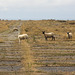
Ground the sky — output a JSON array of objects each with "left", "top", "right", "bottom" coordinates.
[{"left": 0, "top": 0, "right": 75, "bottom": 20}]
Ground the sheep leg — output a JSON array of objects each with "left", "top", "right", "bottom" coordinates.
[
  {"left": 52, "top": 36, "right": 53, "bottom": 40},
  {"left": 45, "top": 37, "right": 47, "bottom": 40},
  {"left": 52, "top": 36, "right": 55, "bottom": 40},
  {"left": 54, "top": 37, "right": 55, "bottom": 40},
  {"left": 19, "top": 38, "right": 21, "bottom": 43},
  {"left": 68, "top": 36, "right": 70, "bottom": 39},
  {"left": 68, "top": 35, "right": 71, "bottom": 39},
  {"left": 70, "top": 36, "right": 72, "bottom": 39},
  {"left": 53, "top": 37, "right": 55, "bottom": 40}
]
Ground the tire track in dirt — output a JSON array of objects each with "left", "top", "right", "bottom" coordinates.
[
  {"left": 32, "top": 41, "right": 75, "bottom": 73},
  {"left": 0, "top": 22, "right": 24, "bottom": 72}
]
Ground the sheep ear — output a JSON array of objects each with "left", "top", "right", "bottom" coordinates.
[
  {"left": 42, "top": 31, "right": 44, "bottom": 33},
  {"left": 67, "top": 32, "right": 69, "bottom": 34},
  {"left": 42, "top": 31, "right": 45, "bottom": 34}
]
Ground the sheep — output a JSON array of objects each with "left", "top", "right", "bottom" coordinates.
[
  {"left": 67, "top": 32, "right": 72, "bottom": 39},
  {"left": 42, "top": 31, "right": 55, "bottom": 40},
  {"left": 18, "top": 34, "right": 28, "bottom": 43}
]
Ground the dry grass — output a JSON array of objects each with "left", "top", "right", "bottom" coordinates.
[
  {"left": 0, "top": 38, "right": 5, "bottom": 43},
  {"left": 19, "top": 25, "right": 36, "bottom": 72},
  {"left": 19, "top": 20, "right": 75, "bottom": 74},
  {"left": 47, "top": 71, "right": 75, "bottom": 75},
  {"left": 21, "top": 40, "right": 33, "bottom": 71},
  {"left": 0, "top": 20, "right": 22, "bottom": 33},
  {"left": 0, "top": 20, "right": 75, "bottom": 74},
  {"left": 21, "top": 20, "right": 75, "bottom": 42}
]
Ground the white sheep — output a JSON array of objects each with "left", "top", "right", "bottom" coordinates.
[
  {"left": 67, "top": 32, "right": 72, "bottom": 39},
  {"left": 42, "top": 31, "right": 55, "bottom": 40},
  {"left": 18, "top": 34, "right": 28, "bottom": 43}
]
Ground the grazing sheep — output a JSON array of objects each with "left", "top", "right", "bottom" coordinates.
[
  {"left": 18, "top": 34, "right": 28, "bottom": 43},
  {"left": 13, "top": 28, "right": 18, "bottom": 31},
  {"left": 42, "top": 31, "right": 55, "bottom": 40},
  {"left": 67, "top": 32, "right": 72, "bottom": 39}
]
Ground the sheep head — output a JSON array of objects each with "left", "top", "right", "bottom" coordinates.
[
  {"left": 42, "top": 31, "right": 45, "bottom": 34},
  {"left": 67, "top": 32, "right": 69, "bottom": 34}
]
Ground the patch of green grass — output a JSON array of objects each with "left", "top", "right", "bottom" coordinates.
[
  {"left": 34, "top": 53, "right": 75, "bottom": 56},
  {"left": 34, "top": 62, "right": 75, "bottom": 67}
]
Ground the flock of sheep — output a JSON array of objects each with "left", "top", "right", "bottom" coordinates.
[
  {"left": 13, "top": 27, "right": 72, "bottom": 43},
  {"left": 18, "top": 32, "right": 72, "bottom": 43},
  {"left": 42, "top": 31, "right": 72, "bottom": 41}
]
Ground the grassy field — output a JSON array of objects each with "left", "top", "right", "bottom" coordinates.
[{"left": 0, "top": 19, "right": 75, "bottom": 75}]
